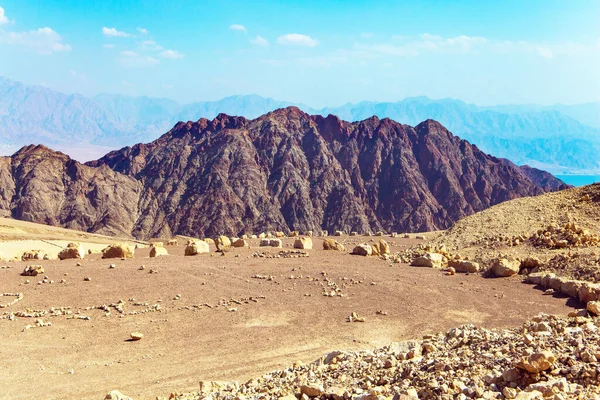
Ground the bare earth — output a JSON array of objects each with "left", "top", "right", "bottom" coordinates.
[{"left": 0, "top": 236, "right": 579, "bottom": 400}]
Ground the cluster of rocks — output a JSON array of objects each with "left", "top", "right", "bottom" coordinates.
[
  {"left": 529, "top": 223, "right": 600, "bottom": 249},
  {"left": 153, "top": 313, "right": 600, "bottom": 400},
  {"left": 253, "top": 250, "right": 309, "bottom": 259},
  {"left": 0, "top": 292, "right": 23, "bottom": 309},
  {"left": 471, "top": 234, "right": 528, "bottom": 249},
  {"left": 540, "top": 254, "right": 600, "bottom": 283},
  {"left": 351, "top": 240, "right": 391, "bottom": 257}
]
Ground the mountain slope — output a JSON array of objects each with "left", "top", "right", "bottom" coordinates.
[{"left": 86, "top": 108, "right": 565, "bottom": 238}]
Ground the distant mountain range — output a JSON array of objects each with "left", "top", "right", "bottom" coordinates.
[{"left": 1, "top": 76, "right": 599, "bottom": 173}]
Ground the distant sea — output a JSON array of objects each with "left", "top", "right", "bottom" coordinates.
[{"left": 555, "top": 175, "right": 600, "bottom": 187}]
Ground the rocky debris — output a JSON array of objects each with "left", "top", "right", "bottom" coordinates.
[
  {"left": 161, "top": 314, "right": 600, "bottom": 400},
  {"left": 526, "top": 272, "right": 600, "bottom": 304},
  {"left": 21, "top": 250, "right": 45, "bottom": 261},
  {"left": 0, "top": 292, "right": 23, "bottom": 308},
  {"left": 102, "top": 244, "right": 134, "bottom": 259},
  {"left": 530, "top": 222, "right": 600, "bottom": 249},
  {"left": 448, "top": 259, "right": 480, "bottom": 273},
  {"left": 58, "top": 243, "right": 85, "bottom": 260},
  {"left": 184, "top": 240, "right": 210, "bottom": 256},
  {"left": 130, "top": 332, "right": 143, "bottom": 341},
  {"left": 215, "top": 236, "right": 231, "bottom": 252},
  {"left": 231, "top": 238, "right": 248, "bottom": 248},
  {"left": 491, "top": 257, "right": 520, "bottom": 277},
  {"left": 323, "top": 239, "right": 345, "bottom": 252},
  {"left": 22, "top": 265, "right": 44, "bottom": 276},
  {"left": 351, "top": 244, "right": 372, "bottom": 256},
  {"left": 104, "top": 390, "right": 133, "bottom": 400},
  {"left": 411, "top": 253, "right": 445, "bottom": 269},
  {"left": 253, "top": 250, "right": 308, "bottom": 259},
  {"left": 166, "top": 239, "right": 178, "bottom": 246},
  {"left": 587, "top": 301, "right": 600, "bottom": 315},
  {"left": 347, "top": 312, "right": 366, "bottom": 322},
  {"left": 293, "top": 237, "right": 313, "bottom": 250},
  {"left": 149, "top": 243, "right": 168, "bottom": 257}
]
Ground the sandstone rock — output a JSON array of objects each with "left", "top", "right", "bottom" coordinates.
[
  {"left": 22, "top": 265, "right": 44, "bottom": 276},
  {"left": 21, "top": 250, "right": 43, "bottom": 261},
  {"left": 334, "top": 231, "right": 343, "bottom": 236},
  {"left": 269, "top": 238, "right": 282, "bottom": 248},
  {"left": 586, "top": 301, "right": 600, "bottom": 315},
  {"left": 204, "top": 238, "right": 215, "bottom": 244},
  {"left": 58, "top": 243, "right": 85, "bottom": 260},
  {"left": 515, "top": 350, "right": 555, "bottom": 373},
  {"left": 184, "top": 240, "right": 209, "bottom": 256},
  {"left": 130, "top": 332, "right": 143, "bottom": 341},
  {"left": 323, "top": 239, "right": 345, "bottom": 251},
  {"left": 166, "top": 239, "right": 178, "bottom": 246},
  {"left": 149, "top": 244, "right": 168, "bottom": 257},
  {"left": 293, "top": 237, "right": 313, "bottom": 250},
  {"left": 448, "top": 259, "right": 480, "bottom": 273},
  {"left": 352, "top": 244, "right": 372, "bottom": 256},
  {"left": 491, "top": 258, "right": 520, "bottom": 277},
  {"left": 371, "top": 239, "right": 390, "bottom": 256},
  {"left": 215, "top": 236, "right": 231, "bottom": 251},
  {"left": 300, "top": 384, "right": 323, "bottom": 397},
  {"left": 104, "top": 390, "right": 133, "bottom": 400},
  {"left": 102, "top": 244, "right": 134, "bottom": 259},
  {"left": 232, "top": 238, "right": 249, "bottom": 248},
  {"left": 514, "top": 391, "right": 543, "bottom": 400},
  {"left": 578, "top": 282, "right": 600, "bottom": 303},
  {"left": 275, "top": 231, "right": 285, "bottom": 238},
  {"left": 411, "top": 253, "right": 444, "bottom": 269}
]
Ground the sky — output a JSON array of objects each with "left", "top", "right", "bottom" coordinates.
[{"left": 0, "top": 0, "right": 599, "bottom": 108}]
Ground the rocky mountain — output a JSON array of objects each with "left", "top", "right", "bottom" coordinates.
[
  {"left": 0, "top": 145, "right": 140, "bottom": 237},
  {"left": 1, "top": 76, "right": 599, "bottom": 173},
  {"left": 76, "top": 107, "right": 563, "bottom": 239}
]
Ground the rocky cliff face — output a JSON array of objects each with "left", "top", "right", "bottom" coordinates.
[
  {"left": 0, "top": 145, "right": 141, "bottom": 237},
  {"left": 80, "top": 107, "right": 566, "bottom": 238}
]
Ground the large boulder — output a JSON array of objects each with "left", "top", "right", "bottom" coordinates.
[
  {"left": 58, "top": 243, "right": 85, "bottom": 260},
  {"left": 491, "top": 258, "right": 520, "bottom": 277},
  {"left": 294, "top": 237, "right": 313, "bottom": 250},
  {"left": 448, "top": 259, "right": 480, "bottom": 273},
  {"left": 21, "top": 250, "right": 43, "bottom": 261},
  {"left": 232, "top": 238, "right": 249, "bottom": 248},
  {"left": 102, "top": 244, "right": 134, "bottom": 259},
  {"left": 352, "top": 244, "right": 372, "bottom": 256},
  {"left": 215, "top": 236, "right": 231, "bottom": 251},
  {"left": 411, "top": 253, "right": 444, "bottom": 268},
  {"left": 149, "top": 244, "right": 168, "bottom": 257},
  {"left": 371, "top": 239, "right": 390, "bottom": 256},
  {"left": 515, "top": 351, "right": 555, "bottom": 373},
  {"left": 260, "top": 238, "right": 282, "bottom": 248},
  {"left": 323, "top": 239, "right": 345, "bottom": 251},
  {"left": 185, "top": 240, "right": 210, "bottom": 256}
]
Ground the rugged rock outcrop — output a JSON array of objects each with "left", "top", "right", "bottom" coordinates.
[
  {"left": 1, "top": 108, "right": 568, "bottom": 239},
  {"left": 519, "top": 165, "right": 571, "bottom": 191}
]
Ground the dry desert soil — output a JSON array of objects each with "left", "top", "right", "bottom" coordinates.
[{"left": 0, "top": 235, "right": 581, "bottom": 400}]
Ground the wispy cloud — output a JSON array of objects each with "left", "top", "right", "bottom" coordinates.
[
  {"left": 250, "top": 35, "right": 269, "bottom": 47},
  {"left": 119, "top": 50, "right": 159, "bottom": 67},
  {"left": 0, "top": 6, "right": 10, "bottom": 25},
  {"left": 276, "top": 33, "right": 319, "bottom": 47},
  {"left": 160, "top": 49, "right": 184, "bottom": 59},
  {"left": 102, "top": 27, "right": 133, "bottom": 38},
  {"left": 0, "top": 27, "right": 71, "bottom": 54},
  {"left": 137, "top": 27, "right": 148, "bottom": 35},
  {"left": 229, "top": 24, "right": 247, "bottom": 33}
]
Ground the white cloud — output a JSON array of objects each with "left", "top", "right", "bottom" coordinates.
[
  {"left": 536, "top": 46, "right": 553, "bottom": 59},
  {"left": 0, "top": 6, "right": 10, "bottom": 25},
  {"left": 137, "top": 27, "right": 148, "bottom": 35},
  {"left": 250, "top": 35, "right": 269, "bottom": 47},
  {"left": 102, "top": 27, "right": 133, "bottom": 37},
  {"left": 0, "top": 27, "right": 72, "bottom": 54},
  {"left": 276, "top": 33, "right": 319, "bottom": 47},
  {"left": 360, "top": 33, "right": 374, "bottom": 38},
  {"left": 230, "top": 24, "right": 247, "bottom": 33},
  {"left": 119, "top": 50, "right": 159, "bottom": 67},
  {"left": 141, "top": 39, "right": 163, "bottom": 51},
  {"left": 160, "top": 49, "right": 184, "bottom": 59},
  {"left": 103, "top": 43, "right": 115, "bottom": 48}
]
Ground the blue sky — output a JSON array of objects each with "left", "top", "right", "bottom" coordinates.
[{"left": 0, "top": 0, "right": 598, "bottom": 107}]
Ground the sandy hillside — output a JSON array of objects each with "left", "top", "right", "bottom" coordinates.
[{"left": 0, "top": 217, "right": 146, "bottom": 260}]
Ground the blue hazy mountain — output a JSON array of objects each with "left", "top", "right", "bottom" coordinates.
[{"left": 0, "top": 76, "right": 598, "bottom": 173}]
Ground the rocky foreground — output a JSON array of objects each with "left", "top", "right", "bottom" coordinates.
[{"left": 106, "top": 313, "right": 600, "bottom": 400}]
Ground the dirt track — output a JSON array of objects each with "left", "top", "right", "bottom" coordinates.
[{"left": 0, "top": 236, "right": 581, "bottom": 400}]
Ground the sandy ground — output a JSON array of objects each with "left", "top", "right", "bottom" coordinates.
[{"left": 0, "top": 236, "right": 581, "bottom": 400}]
